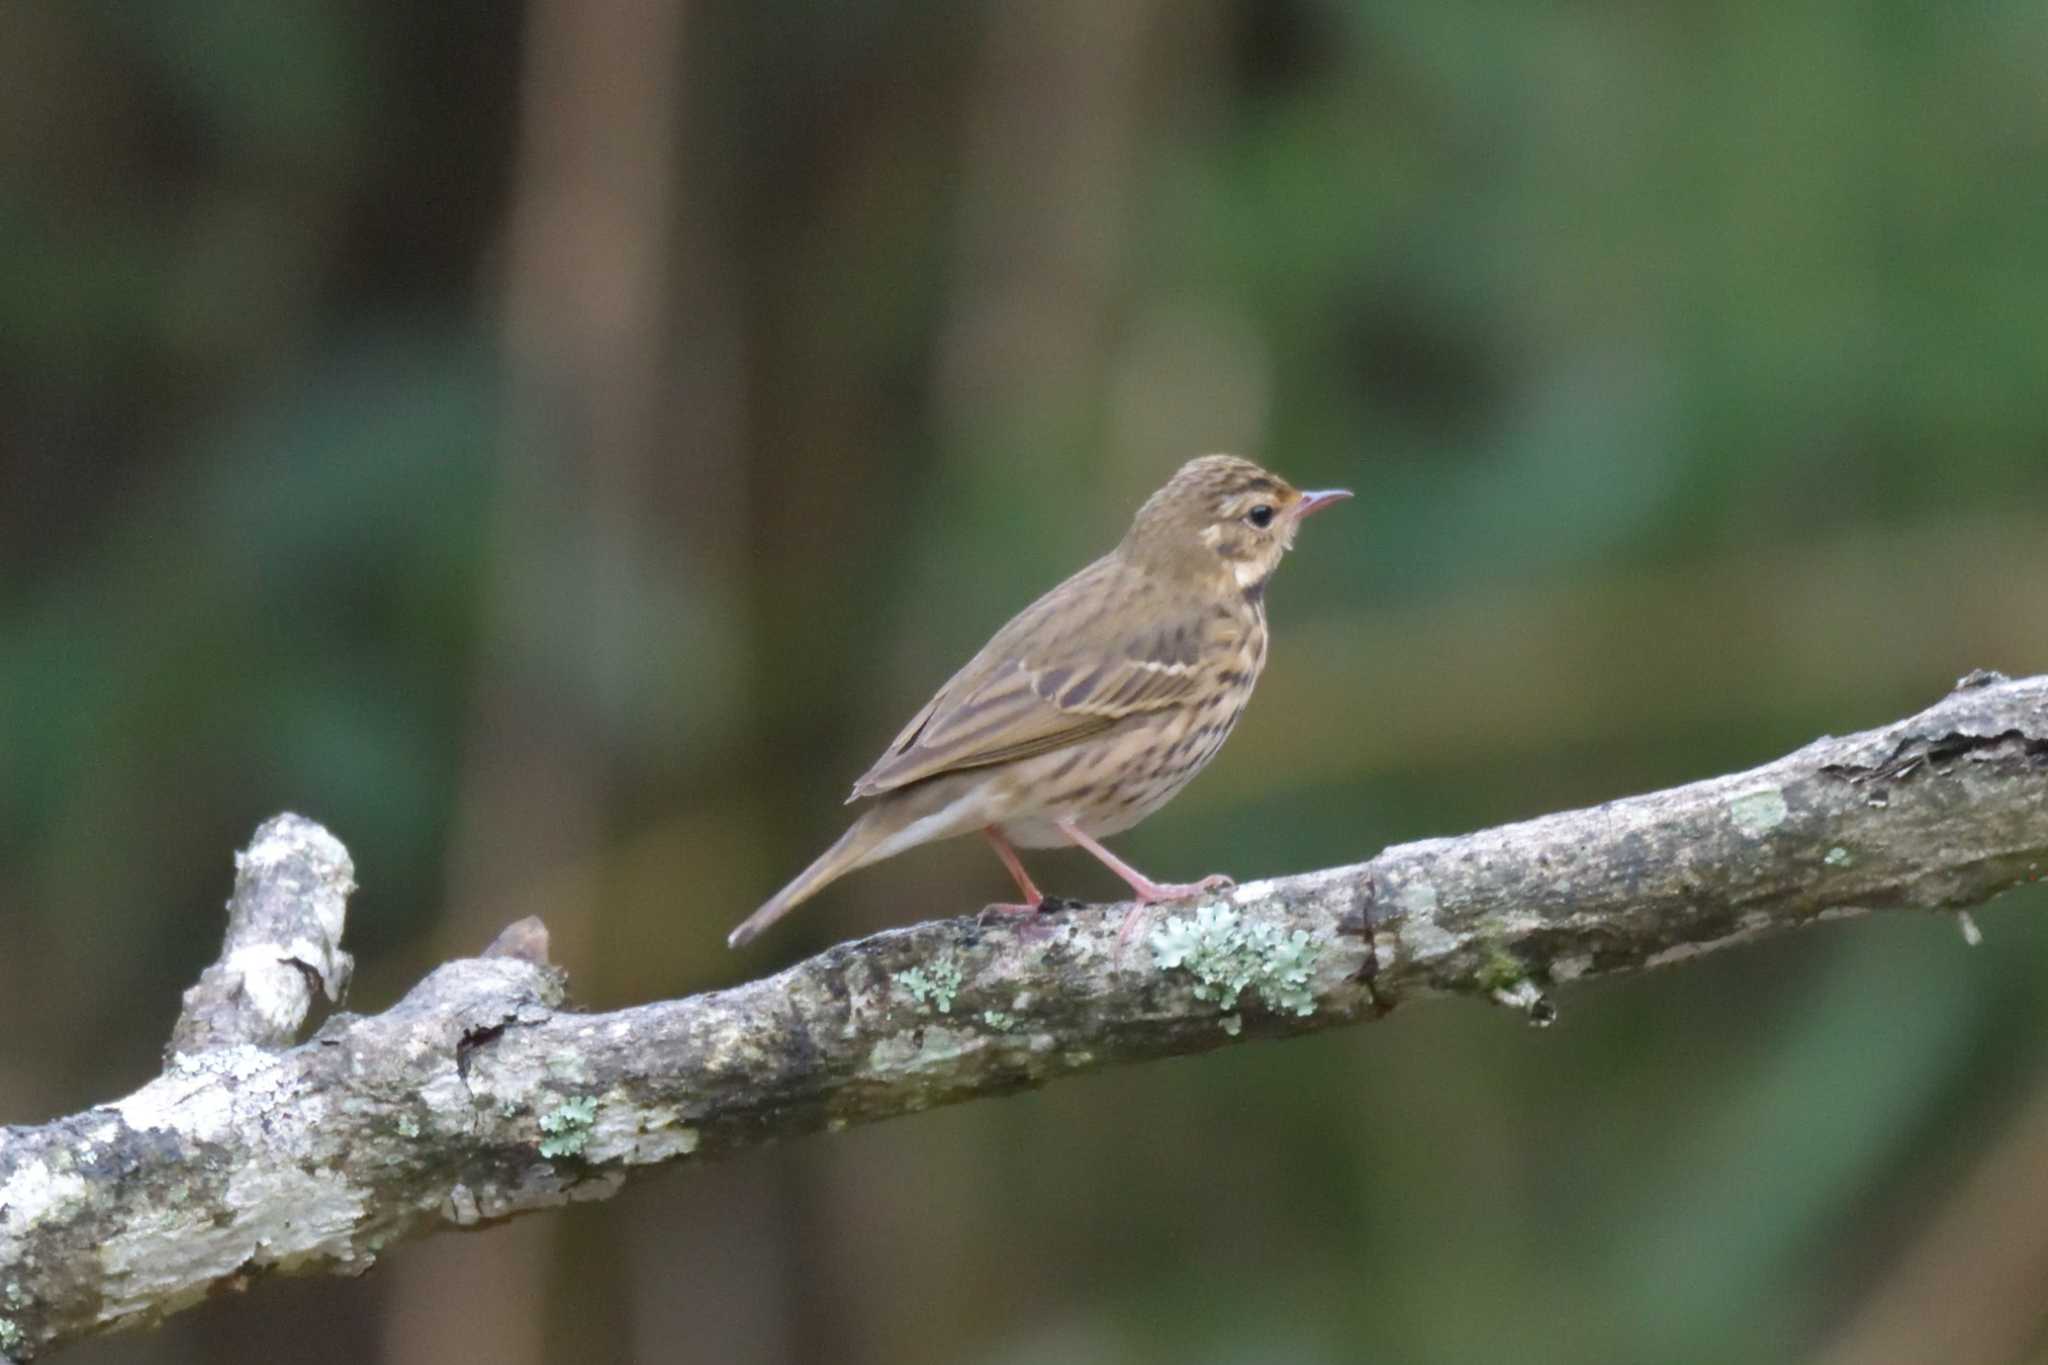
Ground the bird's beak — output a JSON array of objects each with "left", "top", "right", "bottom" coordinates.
[{"left": 1293, "top": 488, "right": 1353, "bottom": 520}]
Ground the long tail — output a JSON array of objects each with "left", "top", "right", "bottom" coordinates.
[{"left": 728, "top": 809, "right": 898, "bottom": 949}]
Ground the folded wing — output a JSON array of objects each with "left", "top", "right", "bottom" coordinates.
[{"left": 850, "top": 559, "right": 1204, "bottom": 800}]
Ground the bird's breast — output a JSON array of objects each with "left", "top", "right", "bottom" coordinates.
[{"left": 1001, "top": 655, "right": 1263, "bottom": 847}]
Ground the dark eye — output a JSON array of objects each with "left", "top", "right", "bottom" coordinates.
[{"left": 1245, "top": 504, "right": 1275, "bottom": 529}]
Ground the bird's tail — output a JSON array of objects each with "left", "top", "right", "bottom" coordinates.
[{"left": 727, "top": 809, "right": 897, "bottom": 949}]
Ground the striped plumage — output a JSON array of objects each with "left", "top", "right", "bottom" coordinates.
[{"left": 728, "top": 455, "right": 1350, "bottom": 948}]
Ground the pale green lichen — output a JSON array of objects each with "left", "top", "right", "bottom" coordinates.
[
  {"left": 980, "top": 1009, "right": 1015, "bottom": 1031},
  {"left": 394, "top": 1113, "right": 421, "bottom": 1139},
  {"left": 0, "top": 1316, "right": 22, "bottom": 1355},
  {"left": 870, "top": 1025, "right": 977, "bottom": 1071},
  {"left": 538, "top": 1096, "right": 599, "bottom": 1159},
  {"left": 894, "top": 955, "right": 964, "bottom": 1015},
  {"left": 1825, "top": 845, "right": 1852, "bottom": 867},
  {"left": 1729, "top": 786, "right": 1789, "bottom": 837},
  {"left": 1150, "top": 905, "right": 1323, "bottom": 1017},
  {"left": 1397, "top": 879, "right": 1440, "bottom": 916},
  {"left": 1220, "top": 1014, "right": 1243, "bottom": 1037}
]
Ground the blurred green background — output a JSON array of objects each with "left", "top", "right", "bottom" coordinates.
[{"left": 5, "top": 2, "right": 2047, "bottom": 1362}]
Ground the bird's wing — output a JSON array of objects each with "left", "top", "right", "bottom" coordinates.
[{"left": 849, "top": 559, "right": 1206, "bottom": 800}]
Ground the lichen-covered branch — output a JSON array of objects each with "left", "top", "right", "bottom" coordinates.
[
  {"left": 166, "top": 814, "right": 356, "bottom": 1056},
  {"left": 4, "top": 674, "right": 2047, "bottom": 1359}
]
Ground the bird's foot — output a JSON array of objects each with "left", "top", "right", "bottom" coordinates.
[
  {"left": 977, "top": 900, "right": 1041, "bottom": 925},
  {"left": 976, "top": 896, "right": 1075, "bottom": 927},
  {"left": 1131, "top": 872, "right": 1234, "bottom": 904},
  {"left": 1111, "top": 878, "right": 1231, "bottom": 966}
]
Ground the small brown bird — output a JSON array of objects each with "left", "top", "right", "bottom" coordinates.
[{"left": 728, "top": 454, "right": 1350, "bottom": 948}]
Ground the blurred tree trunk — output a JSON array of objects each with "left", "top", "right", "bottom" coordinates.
[
  {"left": 398, "top": 1, "right": 687, "bottom": 1362},
  {"left": 1817, "top": 1082, "right": 2048, "bottom": 1365}
]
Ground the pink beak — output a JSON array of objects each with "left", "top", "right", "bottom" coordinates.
[{"left": 1293, "top": 488, "right": 1353, "bottom": 520}]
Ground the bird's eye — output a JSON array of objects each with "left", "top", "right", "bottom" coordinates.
[{"left": 1245, "top": 504, "right": 1275, "bottom": 529}]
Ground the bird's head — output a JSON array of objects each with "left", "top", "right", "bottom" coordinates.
[{"left": 1122, "top": 454, "right": 1351, "bottom": 595}]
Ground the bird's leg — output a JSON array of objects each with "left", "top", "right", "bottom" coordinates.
[
  {"left": 1054, "top": 817, "right": 1233, "bottom": 960},
  {"left": 1054, "top": 818, "right": 1234, "bottom": 902},
  {"left": 978, "top": 827, "right": 1050, "bottom": 920}
]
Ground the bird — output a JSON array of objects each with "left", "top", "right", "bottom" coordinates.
[{"left": 727, "top": 454, "right": 1351, "bottom": 948}]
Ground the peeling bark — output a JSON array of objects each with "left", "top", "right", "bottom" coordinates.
[{"left": 3, "top": 674, "right": 2046, "bottom": 1359}]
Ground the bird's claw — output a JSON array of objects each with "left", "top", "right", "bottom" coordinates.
[
  {"left": 1136, "top": 874, "right": 1234, "bottom": 903},
  {"left": 977, "top": 901, "right": 1040, "bottom": 926},
  {"left": 977, "top": 896, "right": 1076, "bottom": 929}
]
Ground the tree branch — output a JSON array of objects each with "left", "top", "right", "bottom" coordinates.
[
  {"left": 4, "top": 674, "right": 2046, "bottom": 1359},
  {"left": 166, "top": 814, "right": 356, "bottom": 1056}
]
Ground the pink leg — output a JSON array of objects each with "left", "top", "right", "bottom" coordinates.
[
  {"left": 979, "top": 827, "right": 1047, "bottom": 918},
  {"left": 1054, "top": 818, "right": 1233, "bottom": 903}
]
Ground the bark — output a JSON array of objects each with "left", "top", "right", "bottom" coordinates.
[{"left": 3, "top": 673, "right": 2046, "bottom": 1360}]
